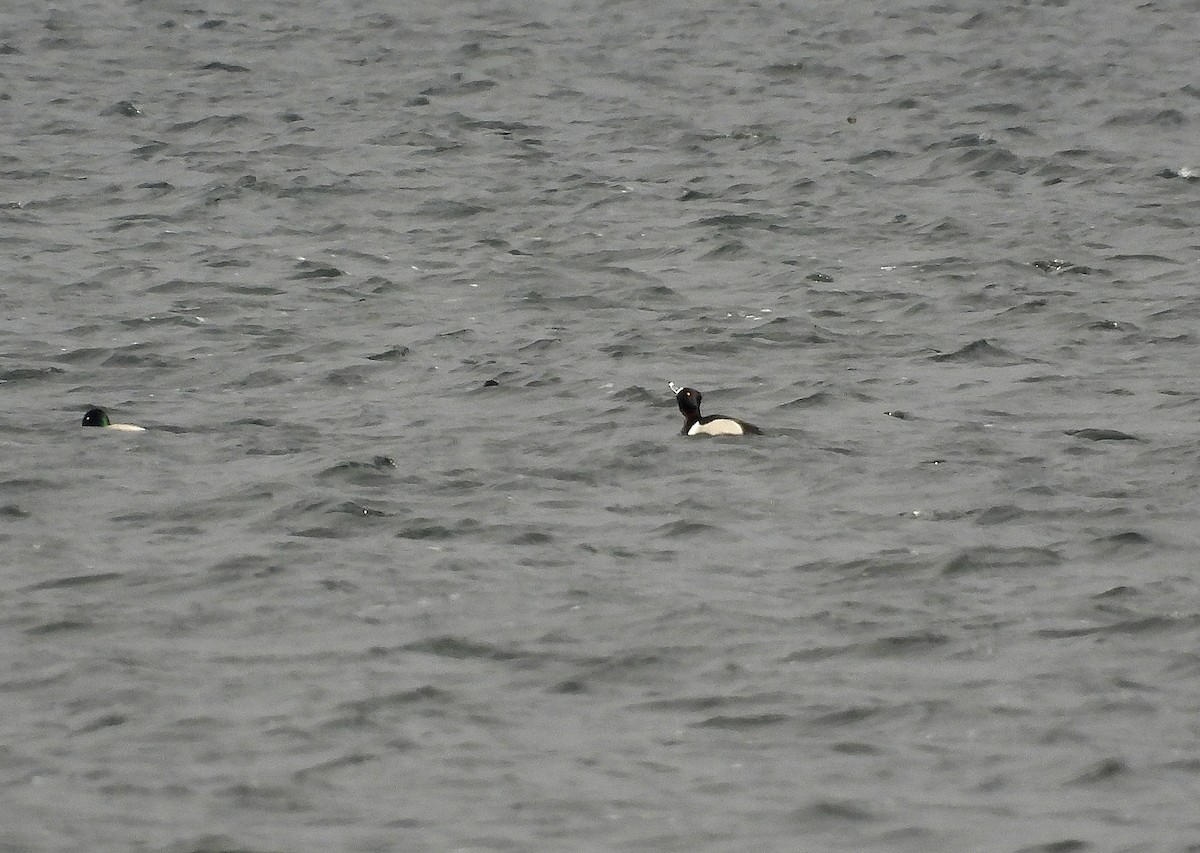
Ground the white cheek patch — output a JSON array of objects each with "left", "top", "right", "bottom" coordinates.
[{"left": 689, "top": 419, "right": 744, "bottom": 436}]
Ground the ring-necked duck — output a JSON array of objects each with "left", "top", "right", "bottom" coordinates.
[
  {"left": 668, "top": 382, "right": 762, "bottom": 436},
  {"left": 82, "top": 408, "right": 146, "bottom": 432}
]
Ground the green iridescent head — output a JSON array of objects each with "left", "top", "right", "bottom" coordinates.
[{"left": 81, "top": 408, "right": 111, "bottom": 427}]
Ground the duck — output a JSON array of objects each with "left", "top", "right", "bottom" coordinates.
[
  {"left": 82, "top": 408, "right": 146, "bottom": 432},
  {"left": 668, "top": 382, "right": 762, "bottom": 436}
]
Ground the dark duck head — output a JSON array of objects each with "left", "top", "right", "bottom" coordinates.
[
  {"left": 668, "top": 382, "right": 762, "bottom": 436},
  {"left": 82, "top": 407, "right": 146, "bottom": 432}
]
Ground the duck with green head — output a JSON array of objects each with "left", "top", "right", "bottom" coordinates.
[{"left": 82, "top": 408, "right": 146, "bottom": 432}]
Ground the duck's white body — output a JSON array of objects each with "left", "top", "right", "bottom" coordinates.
[{"left": 687, "top": 417, "right": 748, "bottom": 436}]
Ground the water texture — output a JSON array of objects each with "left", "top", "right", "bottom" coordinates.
[{"left": 3, "top": 0, "right": 1200, "bottom": 850}]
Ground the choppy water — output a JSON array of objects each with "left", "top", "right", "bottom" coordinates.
[{"left": 5, "top": 0, "right": 1200, "bottom": 850}]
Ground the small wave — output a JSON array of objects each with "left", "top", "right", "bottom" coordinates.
[
  {"left": 1064, "top": 428, "right": 1141, "bottom": 442},
  {"left": 930, "top": 338, "right": 1032, "bottom": 365},
  {"left": 1066, "top": 757, "right": 1127, "bottom": 785},
  {"left": 25, "top": 571, "right": 123, "bottom": 591},
  {"left": 1091, "top": 531, "right": 1151, "bottom": 549},
  {"left": 779, "top": 391, "right": 834, "bottom": 410},
  {"left": 697, "top": 239, "right": 748, "bottom": 260},
  {"left": 168, "top": 113, "right": 250, "bottom": 132},
  {"left": 401, "top": 635, "right": 528, "bottom": 662},
  {"left": 691, "top": 712, "right": 791, "bottom": 729},
  {"left": 942, "top": 545, "right": 1061, "bottom": 574},
  {"left": 864, "top": 631, "right": 951, "bottom": 656},
  {"left": 1103, "top": 108, "right": 1187, "bottom": 128},
  {"left": 654, "top": 520, "right": 724, "bottom": 538},
  {"left": 0, "top": 365, "right": 64, "bottom": 382},
  {"left": 336, "top": 685, "right": 451, "bottom": 718},
  {"left": 197, "top": 61, "right": 250, "bottom": 73}
]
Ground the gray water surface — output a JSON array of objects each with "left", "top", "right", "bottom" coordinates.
[{"left": 4, "top": 1, "right": 1200, "bottom": 850}]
